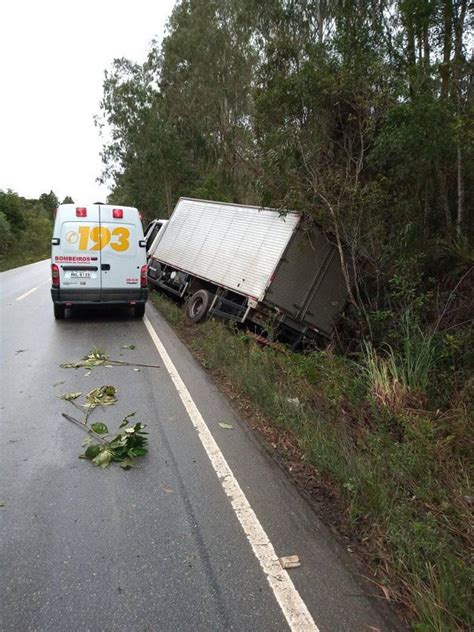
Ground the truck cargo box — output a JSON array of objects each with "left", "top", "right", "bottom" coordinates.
[{"left": 154, "top": 198, "right": 300, "bottom": 300}]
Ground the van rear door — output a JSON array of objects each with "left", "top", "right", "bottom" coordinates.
[
  {"left": 99, "top": 205, "right": 144, "bottom": 300},
  {"left": 57, "top": 205, "right": 102, "bottom": 298}
]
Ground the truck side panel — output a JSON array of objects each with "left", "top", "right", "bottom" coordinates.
[
  {"left": 264, "top": 227, "right": 347, "bottom": 337},
  {"left": 154, "top": 198, "right": 300, "bottom": 300}
]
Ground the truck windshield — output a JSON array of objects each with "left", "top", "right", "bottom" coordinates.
[{"left": 146, "top": 224, "right": 162, "bottom": 250}]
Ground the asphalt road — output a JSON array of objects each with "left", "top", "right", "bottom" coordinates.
[{"left": 1, "top": 260, "right": 403, "bottom": 632}]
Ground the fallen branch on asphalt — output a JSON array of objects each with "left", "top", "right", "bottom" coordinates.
[
  {"left": 60, "top": 346, "right": 160, "bottom": 370},
  {"left": 61, "top": 385, "right": 149, "bottom": 470}
]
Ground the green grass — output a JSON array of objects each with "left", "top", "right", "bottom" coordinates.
[
  {"left": 0, "top": 248, "right": 50, "bottom": 272},
  {"left": 152, "top": 292, "right": 183, "bottom": 323},
  {"left": 151, "top": 292, "right": 472, "bottom": 631}
]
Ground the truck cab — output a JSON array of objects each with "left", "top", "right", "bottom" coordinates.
[{"left": 145, "top": 218, "right": 169, "bottom": 259}]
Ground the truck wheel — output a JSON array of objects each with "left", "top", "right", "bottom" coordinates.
[
  {"left": 185, "top": 290, "right": 211, "bottom": 323},
  {"left": 134, "top": 304, "right": 145, "bottom": 318},
  {"left": 54, "top": 304, "right": 65, "bottom": 319}
]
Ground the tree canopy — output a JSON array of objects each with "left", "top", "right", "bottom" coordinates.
[{"left": 0, "top": 190, "right": 54, "bottom": 265}]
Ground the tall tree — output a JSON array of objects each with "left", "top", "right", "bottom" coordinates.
[
  {"left": 0, "top": 190, "right": 25, "bottom": 231},
  {"left": 39, "top": 190, "right": 59, "bottom": 215}
]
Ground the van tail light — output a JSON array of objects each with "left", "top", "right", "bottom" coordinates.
[
  {"left": 113, "top": 208, "right": 123, "bottom": 218},
  {"left": 76, "top": 207, "right": 87, "bottom": 217},
  {"left": 140, "top": 264, "right": 148, "bottom": 288},
  {"left": 52, "top": 263, "right": 60, "bottom": 287}
]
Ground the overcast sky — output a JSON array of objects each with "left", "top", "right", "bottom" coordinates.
[{"left": 0, "top": 0, "right": 176, "bottom": 204}]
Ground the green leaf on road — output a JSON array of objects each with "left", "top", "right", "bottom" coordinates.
[
  {"left": 218, "top": 422, "right": 234, "bottom": 429},
  {"left": 83, "top": 445, "right": 101, "bottom": 460},
  {"left": 85, "top": 385, "right": 117, "bottom": 409},
  {"left": 128, "top": 447, "right": 147, "bottom": 457},
  {"left": 59, "top": 392, "right": 82, "bottom": 401},
  {"left": 93, "top": 449, "right": 113, "bottom": 469},
  {"left": 119, "top": 412, "right": 136, "bottom": 428},
  {"left": 91, "top": 422, "right": 109, "bottom": 435}
]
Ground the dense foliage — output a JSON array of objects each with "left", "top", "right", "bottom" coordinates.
[
  {"left": 0, "top": 190, "right": 61, "bottom": 270},
  {"left": 0, "top": 190, "right": 76, "bottom": 270}
]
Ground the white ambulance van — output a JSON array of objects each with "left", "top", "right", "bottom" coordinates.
[{"left": 51, "top": 203, "right": 148, "bottom": 319}]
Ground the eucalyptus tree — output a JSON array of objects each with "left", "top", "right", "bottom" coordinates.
[
  {"left": 39, "top": 190, "right": 59, "bottom": 215},
  {"left": 158, "top": 0, "right": 257, "bottom": 202},
  {"left": 98, "top": 0, "right": 257, "bottom": 216}
]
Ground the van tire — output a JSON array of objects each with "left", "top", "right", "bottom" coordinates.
[
  {"left": 54, "top": 304, "right": 65, "bottom": 319},
  {"left": 185, "top": 289, "right": 211, "bottom": 323},
  {"left": 134, "top": 304, "right": 145, "bottom": 318}
]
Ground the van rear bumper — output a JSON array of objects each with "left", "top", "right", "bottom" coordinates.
[{"left": 51, "top": 288, "right": 148, "bottom": 304}]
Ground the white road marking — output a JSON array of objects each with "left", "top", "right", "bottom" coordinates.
[
  {"left": 15, "top": 279, "right": 50, "bottom": 301},
  {"left": 16, "top": 287, "right": 39, "bottom": 301},
  {"left": 143, "top": 315, "right": 319, "bottom": 632}
]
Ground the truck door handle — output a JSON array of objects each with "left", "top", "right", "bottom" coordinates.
[{"left": 101, "top": 264, "right": 111, "bottom": 271}]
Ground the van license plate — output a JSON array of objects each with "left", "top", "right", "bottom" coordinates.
[{"left": 70, "top": 271, "right": 91, "bottom": 278}]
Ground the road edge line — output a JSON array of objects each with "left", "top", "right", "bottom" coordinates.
[
  {"left": 16, "top": 287, "right": 39, "bottom": 301},
  {"left": 143, "top": 314, "right": 319, "bottom": 632},
  {"left": 15, "top": 278, "right": 50, "bottom": 302}
]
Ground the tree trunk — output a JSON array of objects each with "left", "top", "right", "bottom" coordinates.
[
  {"left": 317, "top": 191, "right": 357, "bottom": 308},
  {"left": 317, "top": 0, "right": 327, "bottom": 45},
  {"left": 438, "top": 1, "right": 453, "bottom": 233},
  {"left": 440, "top": 0, "right": 453, "bottom": 98},
  {"left": 404, "top": 10, "right": 417, "bottom": 97},
  {"left": 456, "top": 145, "right": 464, "bottom": 238},
  {"left": 423, "top": 22, "right": 430, "bottom": 69},
  {"left": 453, "top": 0, "right": 467, "bottom": 237},
  {"left": 438, "top": 166, "right": 452, "bottom": 229}
]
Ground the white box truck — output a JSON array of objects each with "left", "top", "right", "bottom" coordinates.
[
  {"left": 147, "top": 198, "right": 348, "bottom": 343},
  {"left": 51, "top": 203, "right": 148, "bottom": 319}
]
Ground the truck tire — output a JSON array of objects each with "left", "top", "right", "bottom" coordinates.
[
  {"left": 134, "top": 304, "right": 145, "bottom": 318},
  {"left": 54, "top": 303, "right": 65, "bottom": 319},
  {"left": 185, "top": 289, "right": 211, "bottom": 323}
]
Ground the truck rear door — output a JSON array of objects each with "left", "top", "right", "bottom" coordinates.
[{"left": 265, "top": 228, "right": 347, "bottom": 337}]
